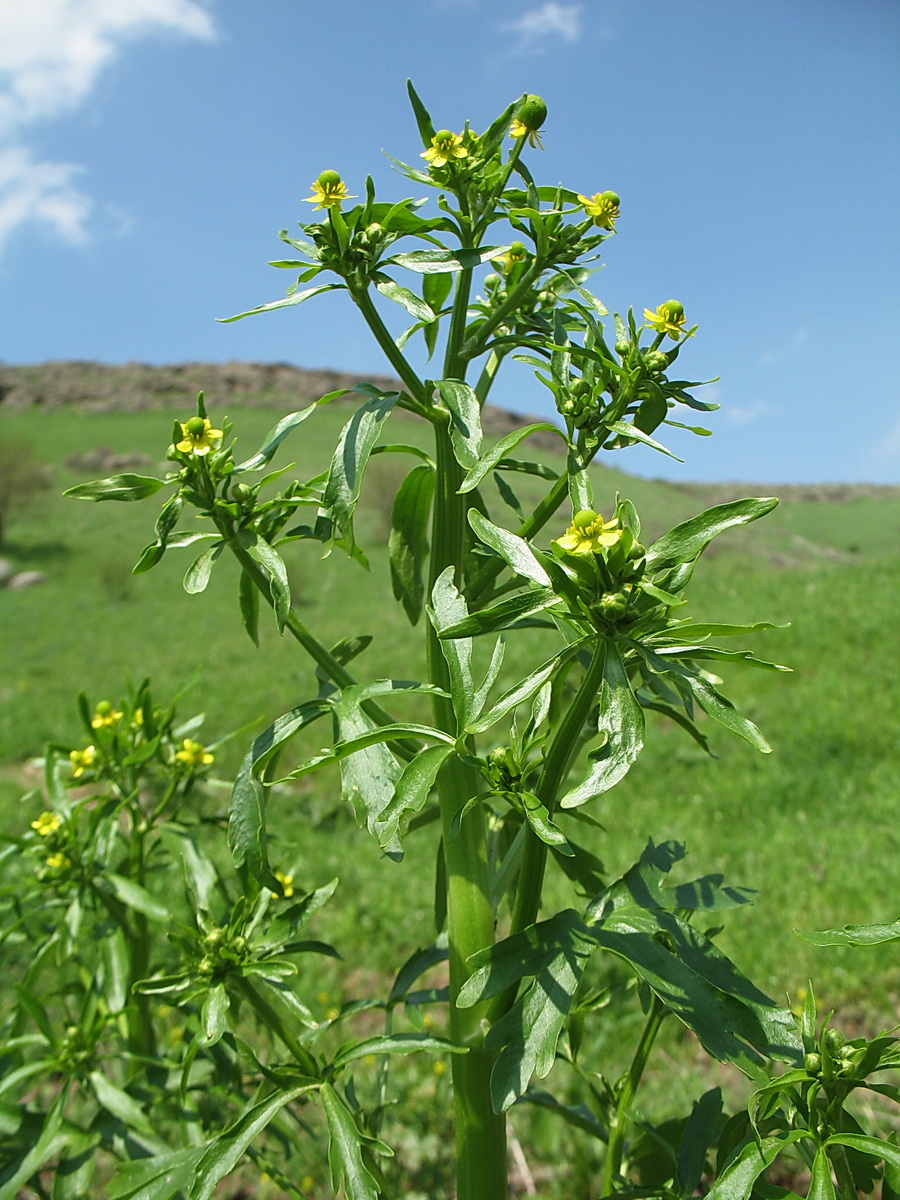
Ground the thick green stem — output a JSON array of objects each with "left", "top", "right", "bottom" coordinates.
[
  {"left": 428, "top": 417, "right": 507, "bottom": 1199},
  {"left": 602, "top": 995, "right": 667, "bottom": 1193},
  {"left": 352, "top": 287, "right": 429, "bottom": 409},
  {"left": 510, "top": 639, "right": 607, "bottom": 936},
  {"left": 237, "top": 976, "right": 318, "bottom": 1077}
]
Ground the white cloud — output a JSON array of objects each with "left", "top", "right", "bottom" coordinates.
[
  {"left": 0, "top": 0, "right": 215, "bottom": 252},
  {"left": 725, "top": 401, "right": 773, "bottom": 426},
  {"left": 500, "top": 2, "right": 582, "bottom": 54}
]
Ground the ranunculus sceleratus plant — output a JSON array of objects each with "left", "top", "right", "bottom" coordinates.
[{"left": 9, "top": 84, "right": 892, "bottom": 1200}]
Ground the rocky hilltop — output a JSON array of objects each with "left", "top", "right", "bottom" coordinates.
[{"left": 0, "top": 360, "right": 547, "bottom": 441}]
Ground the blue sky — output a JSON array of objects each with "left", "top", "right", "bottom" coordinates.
[{"left": 1, "top": 0, "right": 898, "bottom": 484}]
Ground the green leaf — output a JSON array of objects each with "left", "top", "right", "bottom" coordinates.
[
  {"left": 0, "top": 1092, "right": 70, "bottom": 1200},
  {"left": 375, "top": 744, "right": 455, "bottom": 851},
  {"left": 808, "top": 1147, "right": 837, "bottom": 1200},
  {"left": 437, "top": 586, "right": 560, "bottom": 640},
  {"left": 235, "top": 404, "right": 319, "bottom": 472},
  {"left": 707, "top": 1133, "right": 809, "bottom": 1200},
  {"left": 183, "top": 544, "right": 222, "bottom": 595},
  {"left": 217, "top": 282, "right": 344, "bottom": 322},
  {"left": 825, "top": 1134, "right": 900, "bottom": 1173},
  {"left": 605, "top": 418, "right": 684, "bottom": 462},
  {"left": 238, "top": 568, "right": 259, "bottom": 645},
  {"left": 107, "top": 1147, "right": 206, "bottom": 1200},
  {"left": 201, "top": 983, "right": 229, "bottom": 1045},
  {"left": 321, "top": 389, "right": 399, "bottom": 556},
  {"left": 103, "top": 873, "right": 169, "bottom": 920},
  {"left": 468, "top": 510, "right": 551, "bottom": 587},
  {"left": 467, "top": 646, "right": 575, "bottom": 735},
  {"left": 436, "top": 380, "right": 483, "bottom": 470},
  {"left": 89, "top": 1071, "right": 153, "bottom": 1133},
  {"left": 677, "top": 1087, "right": 723, "bottom": 1198},
  {"left": 387, "top": 246, "right": 509, "bottom": 273},
  {"left": 646, "top": 498, "right": 778, "bottom": 575},
  {"left": 428, "top": 566, "right": 475, "bottom": 729},
  {"left": 190, "top": 1085, "right": 314, "bottom": 1200},
  {"left": 239, "top": 530, "right": 291, "bottom": 631},
  {"left": 459, "top": 910, "right": 596, "bottom": 1112},
  {"left": 458, "top": 423, "right": 567, "bottom": 494},
  {"left": 407, "top": 78, "right": 436, "bottom": 145},
  {"left": 229, "top": 701, "right": 328, "bottom": 884},
  {"left": 521, "top": 1090, "right": 608, "bottom": 1141},
  {"left": 560, "top": 641, "right": 645, "bottom": 808},
  {"left": 321, "top": 1083, "right": 383, "bottom": 1200},
  {"left": 332, "top": 1032, "right": 465, "bottom": 1070},
  {"left": 796, "top": 919, "right": 900, "bottom": 947},
  {"left": 521, "top": 791, "right": 573, "bottom": 855},
  {"left": 374, "top": 274, "right": 435, "bottom": 322},
  {"left": 64, "top": 474, "right": 166, "bottom": 502},
  {"left": 389, "top": 463, "right": 434, "bottom": 625}
]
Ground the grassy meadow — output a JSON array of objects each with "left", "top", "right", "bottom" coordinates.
[{"left": 2, "top": 394, "right": 900, "bottom": 1031}]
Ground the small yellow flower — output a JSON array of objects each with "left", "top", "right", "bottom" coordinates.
[
  {"left": 421, "top": 130, "right": 468, "bottom": 169},
  {"left": 643, "top": 299, "right": 692, "bottom": 341},
  {"left": 578, "top": 191, "right": 620, "bottom": 231},
  {"left": 432, "top": 1059, "right": 448, "bottom": 1076},
  {"left": 274, "top": 870, "right": 295, "bottom": 899},
  {"left": 174, "top": 738, "right": 214, "bottom": 769},
  {"left": 91, "top": 700, "right": 123, "bottom": 729},
  {"left": 45, "top": 852, "right": 71, "bottom": 870},
  {"left": 301, "top": 1177, "right": 315, "bottom": 1192},
  {"left": 31, "top": 811, "right": 63, "bottom": 836},
  {"left": 554, "top": 509, "right": 622, "bottom": 556},
  {"left": 69, "top": 745, "right": 97, "bottom": 778},
  {"left": 492, "top": 240, "right": 528, "bottom": 272},
  {"left": 326, "top": 1006, "right": 340, "bottom": 1021},
  {"left": 302, "top": 169, "right": 355, "bottom": 210},
  {"left": 510, "top": 95, "right": 547, "bottom": 149},
  {"left": 176, "top": 416, "right": 223, "bottom": 457}
]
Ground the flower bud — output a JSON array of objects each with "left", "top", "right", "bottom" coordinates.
[
  {"left": 198, "top": 956, "right": 216, "bottom": 976},
  {"left": 642, "top": 350, "right": 668, "bottom": 374},
  {"left": 615, "top": 341, "right": 630, "bottom": 356},
  {"left": 365, "top": 222, "right": 383, "bottom": 240},
  {"left": 599, "top": 591, "right": 629, "bottom": 618},
  {"left": 232, "top": 482, "right": 253, "bottom": 504},
  {"left": 824, "top": 1028, "right": 845, "bottom": 1053},
  {"left": 203, "top": 928, "right": 226, "bottom": 950},
  {"left": 804, "top": 1051, "right": 822, "bottom": 1075},
  {"left": 483, "top": 273, "right": 501, "bottom": 291},
  {"left": 518, "top": 95, "right": 547, "bottom": 131}
]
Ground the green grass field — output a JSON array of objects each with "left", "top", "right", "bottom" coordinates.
[{"left": 2, "top": 397, "right": 899, "bottom": 1024}]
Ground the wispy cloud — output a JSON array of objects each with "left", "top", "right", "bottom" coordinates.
[
  {"left": 760, "top": 328, "right": 807, "bottom": 366},
  {"left": 0, "top": 0, "right": 215, "bottom": 253},
  {"left": 724, "top": 400, "right": 773, "bottom": 426},
  {"left": 869, "top": 414, "right": 900, "bottom": 467},
  {"left": 499, "top": 2, "right": 582, "bottom": 55}
]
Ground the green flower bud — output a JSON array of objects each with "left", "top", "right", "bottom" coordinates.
[
  {"left": 198, "top": 956, "right": 216, "bottom": 976},
  {"left": 804, "top": 1051, "right": 822, "bottom": 1075},
  {"left": 824, "top": 1028, "right": 845, "bottom": 1053},
  {"left": 488, "top": 747, "right": 510, "bottom": 768},
  {"left": 316, "top": 169, "right": 342, "bottom": 189},
  {"left": 231, "top": 935, "right": 249, "bottom": 956},
  {"left": 518, "top": 95, "right": 547, "bottom": 131},
  {"left": 629, "top": 541, "right": 646, "bottom": 561},
  {"left": 599, "top": 591, "right": 629, "bottom": 617},
  {"left": 203, "top": 928, "right": 226, "bottom": 950},
  {"left": 570, "top": 379, "right": 590, "bottom": 399},
  {"left": 483, "top": 273, "right": 501, "bottom": 291},
  {"left": 642, "top": 350, "right": 668, "bottom": 374},
  {"left": 537, "top": 289, "right": 555, "bottom": 308},
  {"left": 365, "top": 222, "right": 383, "bottom": 240},
  {"left": 615, "top": 341, "right": 630, "bottom": 356}
]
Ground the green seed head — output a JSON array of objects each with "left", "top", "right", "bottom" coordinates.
[
  {"left": 572, "top": 509, "right": 598, "bottom": 530},
  {"left": 661, "top": 299, "right": 684, "bottom": 320},
  {"left": 518, "top": 95, "right": 548, "bottom": 130},
  {"left": 316, "top": 169, "right": 342, "bottom": 188},
  {"left": 185, "top": 415, "right": 207, "bottom": 436}
]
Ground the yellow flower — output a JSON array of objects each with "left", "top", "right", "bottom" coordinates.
[
  {"left": 174, "top": 738, "right": 214, "bottom": 769},
  {"left": 302, "top": 169, "right": 355, "bottom": 210},
  {"left": 643, "top": 299, "right": 693, "bottom": 341},
  {"left": 91, "top": 700, "right": 123, "bottom": 729},
  {"left": 492, "top": 240, "right": 528, "bottom": 272},
  {"left": 421, "top": 130, "right": 468, "bottom": 169},
  {"left": 432, "top": 1059, "right": 448, "bottom": 1076},
  {"left": 578, "top": 191, "right": 620, "bottom": 231},
  {"left": 69, "top": 745, "right": 97, "bottom": 778},
  {"left": 510, "top": 95, "right": 547, "bottom": 149},
  {"left": 274, "top": 870, "right": 295, "bottom": 899},
  {"left": 176, "top": 416, "right": 223, "bottom": 457},
  {"left": 46, "top": 852, "right": 71, "bottom": 870},
  {"left": 31, "top": 811, "right": 63, "bottom": 837},
  {"left": 554, "top": 509, "right": 622, "bottom": 556}
]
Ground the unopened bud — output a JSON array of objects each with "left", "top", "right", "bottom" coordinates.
[
  {"left": 517, "top": 95, "right": 547, "bottom": 131},
  {"left": 804, "top": 1052, "right": 822, "bottom": 1075}
]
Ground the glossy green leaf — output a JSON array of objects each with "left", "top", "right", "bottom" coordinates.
[
  {"left": 183, "top": 544, "right": 222, "bottom": 595},
  {"left": 322, "top": 389, "right": 399, "bottom": 556},
  {"left": 646, "top": 498, "right": 778, "bottom": 575},
  {"left": 229, "top": 701, "right": 328, "bottom": 884},
  {"left": 375, "top": 744, "right": 455, "bottom": 851},
  {"left": 201, "top": 983, "right": 229, "bottom": 1045},
  {"left": 239, "top": 530, "right": 291, "bottom": 631},
  {"left": 796, "top": 919, "right": 900, "bottom": 947},
  {"left": 388, "top": 246, "right": 508, "bottom": 273},
  {"left": 406, "top": 78, "right": 436, "bottom": 144},
  {"left": 190, "top": 1085, "right": 314, "bottom": 1200},
  {"left": 437, "top": 587, "right": 560, "bottom": 640},
  {"left": 374, "top": 274, "right": 435, "bottom": 322},
  {"left": 89, "top": 1071, "right": 153, "bottom": 1133},
  {"left": 332, "top": 1032, "right": 465, "bottom": 1070},
  {"left": 217, "top": 282, "right": 344, "bottom": 322},
  {"left": 321, "top": 1083, "right": 383, "bottom": 1200},
  {"left": 467, "top": 646, "right": 573, "bottom": 735},
  {"left": 677, "top": 1087, "right": 723, "bottom": 1198},
  {"left": 64, "top": 474, "right": 166, "bottom": 502},
  {"left": 235, "top": 404, "right": 319, "bottom": 472},
  {"left": 436, "top": 380, "right": 482, "bottom": 470},
  {"left": 561, "top": 641, "right": 645, "bottom": 808},
  {"left": 103, "top": 873, "right": 168, "bottom": 921},
  {"left": 706, "top": 1133, "right": 808, "bottom": 1200},
  {"left": 107, "top": 1147, "right": 206, "bottom": 1200},
  {"left": 467, "top": 510, "right": 551, "bottom": 587},
  {"left": 389, "top": 463, "right": 434, "bottom": 624},
  {"left": 458, "top": 424, "right": 567, "bottom": 494},
  {"left": 238, "top": 568, "right": 259, "bottom": 645},
  {"left": 428, "top": 566, "right": 475, "bottom": 728}
]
